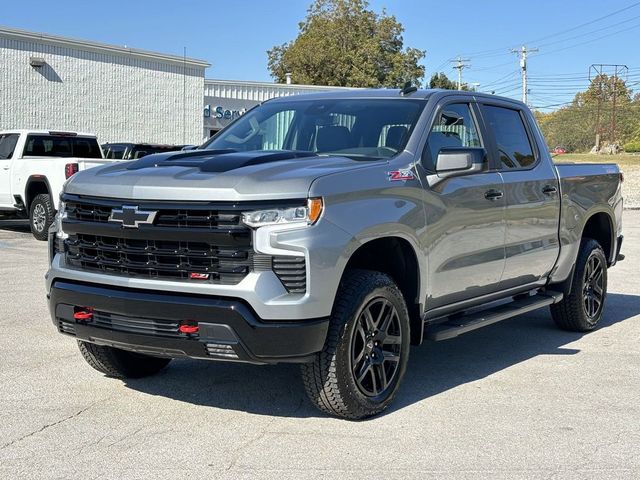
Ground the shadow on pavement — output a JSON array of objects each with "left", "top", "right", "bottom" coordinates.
[{"left": 122, "top": 292, "right": 640, "bottom": 419}]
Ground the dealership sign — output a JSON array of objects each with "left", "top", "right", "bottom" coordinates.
[{"left": 203, "top": 105, "right": 247, "bottom": 120}]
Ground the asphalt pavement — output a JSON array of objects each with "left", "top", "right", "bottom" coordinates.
[{"left": 0, "top": 214, "right": 639, "bottom": 479}]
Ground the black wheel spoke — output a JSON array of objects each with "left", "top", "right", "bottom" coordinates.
[
  {"left": 363, "top": 309, "right": 376, "bottom": 333},
  {"left": 383, "top": 333, "right": 402, "bottom": 346},
  {"left": 382, "top": 351, "right": 400, "bottom": 363},
  {"left": 356, "top": 360, "right": 372, "bottom": 383}
]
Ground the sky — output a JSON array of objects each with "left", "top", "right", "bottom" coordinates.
[{"left": 3, "top": 0, "right": 640, "bottom": 110}]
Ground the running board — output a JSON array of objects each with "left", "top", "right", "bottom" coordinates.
[{"left": 425, "top": 291, "right": 563, "bottom": 341}]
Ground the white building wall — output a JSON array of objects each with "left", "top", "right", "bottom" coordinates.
[
  {"left": 204, "top": 79, "right": 352, "bottom": 102},
  {"left": 0, "top": 29, "right": 207, "bottom": 145}
]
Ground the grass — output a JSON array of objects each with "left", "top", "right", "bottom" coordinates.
[
  {"left": 553, "top": 153, "right": 640, "bottom": 171},
  {"left": 553, "top": 153, "right": 639, "bottom": 207}
]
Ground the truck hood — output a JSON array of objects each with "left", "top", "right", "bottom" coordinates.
[{"left": 64, "top": 150, "right": 374, "bottom": 201}]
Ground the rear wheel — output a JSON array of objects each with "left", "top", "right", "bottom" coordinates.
[
  {"left": 77, "top": 341, "right": 171, "bottom": 379},
  {"left": 551, "top": 238, "right": 608, "bottom": 332},
  {"left": 301, "top": 270, "right": 410, "bottom": 420},
  {"left": 29, "top": 193, "right": 55, "bottom": 241}
]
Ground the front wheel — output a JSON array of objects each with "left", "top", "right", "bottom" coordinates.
[
  {"left": 550, "top": 238, "right": 608, "bottom": 332},
  {"left": 301, "top": 270, "right": 410, "bottom": 420},
  {"left": 29, "top": 193, "right": 55, "bottom": 241}
]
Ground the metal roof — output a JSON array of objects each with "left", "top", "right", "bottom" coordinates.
[{"left": 0, "top": 26, "right": 210, "bottom": 68}]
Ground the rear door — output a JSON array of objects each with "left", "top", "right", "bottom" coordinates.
[
  {"left": 420, "top": 99, "right": 506, "bottom": 309},
  {"left": 0, "top": 134, "right": 20, "bottom": 207},
  {"left": 479, "top": 102, "right": 560, "bottom": 288}
]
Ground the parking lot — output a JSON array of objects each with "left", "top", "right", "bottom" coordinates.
[{"left": 0, "top": 213, "right": 638, "bottom": 480}]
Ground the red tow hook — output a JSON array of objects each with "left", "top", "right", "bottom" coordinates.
[
  {"left": 178, "top": 322, "right": 199, "bottom": 335},
  {"left": 73, "top": 307, "right": 94, "bottom": 322}
]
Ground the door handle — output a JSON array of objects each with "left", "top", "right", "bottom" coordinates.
[
  {"left": 484, "top": 189, "right": 503, "bottom": 201},
  {"left": 1, "top": 166, "right": 9, "bottom": 170},
  {"left": 542, "top": 185, "right": 558, "bottom": 196}
]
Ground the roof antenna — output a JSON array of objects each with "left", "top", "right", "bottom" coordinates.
[{"left": 400, "top": 81, "right": 417, "bottom": 96}]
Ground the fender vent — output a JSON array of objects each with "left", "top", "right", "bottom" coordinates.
[{"left": 273, "top": 256, "right": 306, "bottom": 294}]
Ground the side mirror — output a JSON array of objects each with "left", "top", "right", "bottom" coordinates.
[
  {"left": 436, "top": 147, "right": 487, "bottom": 177},
  {"left": 426, "top": 147, "right": 487, "bottom": 187}
]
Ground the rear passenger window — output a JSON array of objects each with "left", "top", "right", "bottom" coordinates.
[
  {"left": 481, "top": 105, "right": 536, "bottom": 169},
  {"left": 424, "top": 103, "right": 481, "bottom": 171}
]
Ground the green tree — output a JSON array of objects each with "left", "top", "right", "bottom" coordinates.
[
  {"left": 267, "top": 0, "right": 425, "bottom": 88},
  {"left": 536, "top": 74, "right": 638, "bottom": 151},
  {"left": 429, "top": 72, "right": 470, "bottom": 90}
]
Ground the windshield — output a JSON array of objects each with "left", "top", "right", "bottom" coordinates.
[{"left": 202, "top": 98, "right": 426, "bottom": 160}]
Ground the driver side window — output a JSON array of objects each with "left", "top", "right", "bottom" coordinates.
[{"left": 423, "top": 103, "right": 481, "bottom": 171}]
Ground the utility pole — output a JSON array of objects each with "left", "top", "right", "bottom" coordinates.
[
  {"left": 511, "top": 45, "right": 538, "bottom": 105},
  {"left": 589, "top": 64, "right": 628, "bottom": 149},
  {"left": 451, "top": 57, "right": 470, "bottom": 90}
]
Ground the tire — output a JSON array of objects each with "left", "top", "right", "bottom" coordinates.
[
  {"left": 550, "top": 238, "right": 608, "bottom": 332},
  {"left": 301, "top": 270, "right": 411, "bottom": 420},
  {"left": 77, "top": 341, "right": 171, "bottom": 379},
  {"left": 29, "top": 193, "right": 55, "bottom": 241}
]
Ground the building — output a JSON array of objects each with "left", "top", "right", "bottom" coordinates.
[
  {"left": 203, "top": 79, "right": 351, "bottom": 138},
  {"left": 0, "top": 26, "right": 208, "bottom": 145},
  {"left": 1, "top": 26, "right": 349, "bottom": 146}
]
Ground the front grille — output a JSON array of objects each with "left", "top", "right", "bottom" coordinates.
[
  {"left": 92, "top": 311, "right": 180, "bottom": 338},
  {"left": 65, "top": 233, "right": 252, "bottom": 283},
  {"left": 66, "top": 201, "right": 246, "bottom": 230},
  {"left": 61, "top": 195, "right": 308, "bottom": 291},
  {"left": 273, "top": 256, "right": 307, "bottom": 293}
]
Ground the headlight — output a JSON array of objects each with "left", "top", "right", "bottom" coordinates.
[{"left": 242, "top": 198, "right": 323, "bottom": 228}]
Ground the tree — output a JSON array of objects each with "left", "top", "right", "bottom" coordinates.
[
  {"left": 535, "top": 74, "right": 639, "bottom": 151},
  {"left": 267, "top": 0, "right": 425, "bottom": 88},
  {"left": 429, "top": 72, "right": 470, "bottom": 90}
]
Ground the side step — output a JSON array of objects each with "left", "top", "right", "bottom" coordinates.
[{"left": 425, "top": 291, "right": 563, "bottom": 341}]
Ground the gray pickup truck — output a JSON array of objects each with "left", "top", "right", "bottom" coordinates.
[{"left": 46, "top": 89, "right": 624, "bottom": 419}]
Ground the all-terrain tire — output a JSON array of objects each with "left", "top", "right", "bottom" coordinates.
[
  {"left": 550, "top": 238, "right": 608, "bottom": 332},
  {"left": 301, "top": 270, "right": 411, "bottom": 420},
  {"left": 77, "top": 341, "right": 171, "bottom": 379},
  {"left": 29, "top": 193, "right": 55, "bottom": 241}
]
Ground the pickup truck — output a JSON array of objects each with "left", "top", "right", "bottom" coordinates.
[
  {"left": 45, "top": 89, "right": 624, "bottom": 419},
  {"left": 0, "top": 130, "right": 110, "bottom": 239}
]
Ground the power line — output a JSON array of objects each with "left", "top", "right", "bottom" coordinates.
[{"left": 524, "top": 1, "right": 640, "bottom": 45}]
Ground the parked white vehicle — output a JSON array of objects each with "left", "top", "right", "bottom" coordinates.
[{"left": 0, "top": 130, "right": 112, "bottom": 239}]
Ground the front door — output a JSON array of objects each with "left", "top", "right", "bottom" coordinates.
[
  {"left": 0, "top": 134, "right": 19, "bottom": 207},
  {"left": 479, "top": 103, "right": 560, "bottom": 289},
  {"left": 419, "top": 101, "right": 506, "bottom": 310}
]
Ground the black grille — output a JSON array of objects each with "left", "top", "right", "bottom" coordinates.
[
  {"left": 65, "top": 233, "right": 252, "bottom": 283},
  {"left": 61, "top": 196, "right": 307, "bottom": 291},
  {"left": 66, "top": 200, "right": 245, "bottom": 230},
  {"left": 92, "top": 311, "right": 180, "bottom": 338},
  {"left": 58, "top": 320, "right": 76, "bottom": 336},
  {"left": 273, "top": 256, "right": 307, "bottom": 293}
]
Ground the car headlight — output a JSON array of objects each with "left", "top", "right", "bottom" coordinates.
[{"left": 242, "top": 198, "right": 323, "bottom": 228}]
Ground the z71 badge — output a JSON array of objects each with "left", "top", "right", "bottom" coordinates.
[{"left": 387, "top": 169, "right": 415, "bottom": 181}]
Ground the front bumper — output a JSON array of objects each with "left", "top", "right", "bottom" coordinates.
[{"left": 48, "top": 280, "right": 329, "bottom": 364}]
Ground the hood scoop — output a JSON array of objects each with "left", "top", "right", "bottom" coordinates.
[{"left": 126, "top": 150, "right": 319, "bottom": 173}]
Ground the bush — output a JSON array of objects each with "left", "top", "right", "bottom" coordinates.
[{"left": 624, "top": 141, "right": 640, "bottom": 153}]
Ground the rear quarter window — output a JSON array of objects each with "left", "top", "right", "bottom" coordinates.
[
  {"left": 23, "top": 135, "right": 102, "bottom": 158},
  {"left": 481, "top": 105, "right": 536, "bottom": 169}
]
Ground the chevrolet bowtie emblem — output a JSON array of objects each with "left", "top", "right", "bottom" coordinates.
[{"left": 109, "top": 205, "right": 157, "bottom": 228}]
